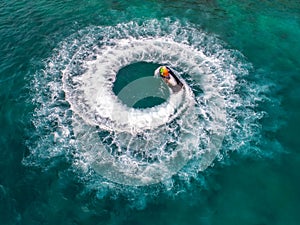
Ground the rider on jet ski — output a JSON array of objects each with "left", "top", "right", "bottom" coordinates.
[{"left": 156, "top": 66, "right": 183, "bottom": 93}]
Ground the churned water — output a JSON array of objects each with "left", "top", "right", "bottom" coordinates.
[{"left": 1, "top": 1, "right": 299, "bottom": 224}]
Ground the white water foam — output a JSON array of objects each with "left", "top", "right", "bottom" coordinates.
[{"left": 25, "top": 19, "right": 264, "bottom": 189}]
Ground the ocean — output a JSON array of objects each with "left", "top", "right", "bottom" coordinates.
[{"left": 0, "top": 0, "right": 299, "bottom": 224}]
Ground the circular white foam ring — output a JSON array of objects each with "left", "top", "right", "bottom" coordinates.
[{"left": 29, "top": 19, "right": 257, "bottom": 187}]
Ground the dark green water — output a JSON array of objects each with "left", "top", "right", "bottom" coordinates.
[
  {"left": 113, "top": 62, "right": 166, "bottom": 108},
  {"left": 1, "top": 1, "right": 300, "bottom": 224}
]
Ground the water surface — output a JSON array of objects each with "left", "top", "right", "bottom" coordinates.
[{"left": 0, "top": 1, "right": 299, "bottom": 224}]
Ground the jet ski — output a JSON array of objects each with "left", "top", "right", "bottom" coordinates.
[{"left": 155, "top": 66, "right": 183, "bottom": 93}]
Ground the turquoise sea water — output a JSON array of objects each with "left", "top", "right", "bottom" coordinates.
[{"left": 1, "top": 0, "right": 300, "bottom": 224}]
